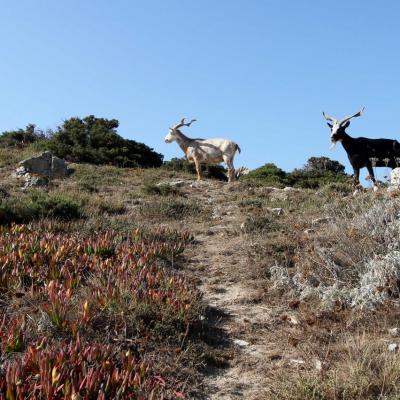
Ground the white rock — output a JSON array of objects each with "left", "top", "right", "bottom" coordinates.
[
  {"left": 289, "top": 358, "right": 305, "bottom": 365},
  {"left": 271, "top": 207, "right": 284, "bottom": 216},
  {"left": 315, "top": 359, "right": 322, "bottom": 371},
  {"left": 287, "top": 315, "right": 299, "bottom": 325},
  {"left": 233, "top": 339, "right": 249, "bottom": 347},
  {"left": 388, "top": 343, "right": 399, "bottom": 352},
  {"left": 312, "top": 217, "right": 334, "bottom": 226},
  {"left": 389, "top": 328, "right": 400, "bottom": 337},
  {"left": 157, "top": 180, "right": 186, "bottom": 188},
  {"left": 390, "top": 168, "right": 400, "bottom": 187}
]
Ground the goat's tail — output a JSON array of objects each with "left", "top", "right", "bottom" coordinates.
[{"left": 235, "top": 143, "right": 241, "bottom": 154}]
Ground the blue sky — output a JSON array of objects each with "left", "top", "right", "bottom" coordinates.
[{"left": 1, "top": 1, "right": 399, "bottom": 181}]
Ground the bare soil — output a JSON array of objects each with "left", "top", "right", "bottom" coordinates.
[{"left": 179, "top": 180, "right": 277, "bottom": 399}]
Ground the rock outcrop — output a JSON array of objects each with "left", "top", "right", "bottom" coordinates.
[
  {"left": 389, "top": 168, "right": 400, "bottom": 191},
  {"left": 15, "top": 151, "right": 70, "bottom": 188}
]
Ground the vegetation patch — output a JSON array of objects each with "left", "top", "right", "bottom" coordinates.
[
  {"left": 241, "top": 215, "right": 280, "bottom": 234},
  {"left": 0, "top": 223, "right": 202, "bottom": 398},
  {"left": 143, "top": 183, "right": 181, "bottom": 196},
  {"left": 241, "top": 157, "right": 351, "bottom": 189},
  {"left": 0, "top": 191, "right": 83, "bottom": 224},
  {"left": 141, "top": 198, "right": 208, "bottom": 220}
]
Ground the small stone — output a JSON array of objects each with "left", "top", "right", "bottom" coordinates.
[
  {"left": 289, "top": 358, "right": 305, "bottom": 365},
  {"left": 15, "top": 166, "right": 26, "bottom": 176},
  {"left": 312, "top": 217, "right": 334, "bottom": 226},
  {"left": 390, "top": 168, "right": 400, "bottom": 187},
  {"left": 233, "top": 339, "right": 249, "bottom": 347},
  {"left": 389, "top": 328, "right": 400, "bottom": 337},
  {"left": 388, "top": 343, "right": 399, "bottom": 352},
  {"left": 271, "top": 208, "right": 284, "bottom": 216},
  {"left": 315, "top": 359, "right": 322, "bottom": 371},
  {"left": 304, "top": 228, "right": 315, "bottom": 234},
  {"left": 157, "top": 180, "right": 186, "bottom": 188}
]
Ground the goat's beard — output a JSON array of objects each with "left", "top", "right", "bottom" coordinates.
[{"left": 330, "top": 140, "right": 337, "bottom": 150}]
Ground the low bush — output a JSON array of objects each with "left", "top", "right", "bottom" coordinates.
[
  {"left": 240, "top": 163, "right": 290, "bottom": 187},
  {"left": 141, "top": 198, "right": 207, "bottom": 220},
  {"left": 269, "top": 338, "right": 400, "bottom": 400},
  {"left": 163, "top": 157, "right": 228, "bottom": 181},
  {"left": 241, "top": 215, "right": 280, "bottom": 234},
  {"left": 143, "top": 183, "right": 181, "bottom": 196},
  {"left": 0, "top": 191, "right": 83, "bottom": 224},
  {"left": 0, "top": 124, "right": 47, "bottom": 148},
  {"left": 241, "top": 157, "right": 350, "bottom": 189}
]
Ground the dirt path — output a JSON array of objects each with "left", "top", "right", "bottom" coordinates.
[{"left": 183, "top": 181, "right": 275, "bottom": 399}]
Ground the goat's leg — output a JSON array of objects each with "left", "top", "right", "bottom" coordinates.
[
  {"left": 223, "top": 155, "right": 234, "bottom": 183},
  {"left": 366, "top": 164, "right": 378, "bottom": 190},
  {"left": 353, "top": 167, "right": 360, "bottom": 186},
  {"left": 366, "top": 164, "right": 376, "bottom": 184},
  {"left": 194, "top": 158, "right": 202, "bottom": 181}
]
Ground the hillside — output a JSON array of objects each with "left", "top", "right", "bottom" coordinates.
[{"left": 1, "top": 151, "right": 400, "bottom": 399}]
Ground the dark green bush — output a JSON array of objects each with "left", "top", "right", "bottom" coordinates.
[
  {"left": 241, "top": 215, "right": 280, "bottom": 234},
  {"left": 242, "top": 158, "right": 350, "bottom": 189},
  {"left": 141, "top": 199, "right": 206, "bottom": 220},
  {"left": 240, "top": 163, "right": 291, "bottom": 187},
  {"left": 0, "top": 192, "right": 83, "bottom": 224},
  {"left": 0, "top": 124, "right": 47, "bottom": 148},
  {"left": 289, "top": 170, "right": 349, "bottom": 189},
  {"left": 143, "top": 183, "right": 181, "bottom": 196},
  {"left": 43, "top": 115, "right": 163, "bottom": 168},
  {"left": 163, "top": 157, "right": 228, "bottom": 181}
]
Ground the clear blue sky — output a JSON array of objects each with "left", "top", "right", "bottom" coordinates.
[{"left": 1, "top": 1, "right": 399, "bottom": 181}]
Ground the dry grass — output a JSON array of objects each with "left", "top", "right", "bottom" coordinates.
[{"left": 3, "top": 147, "right": 400, "bottom": 398}]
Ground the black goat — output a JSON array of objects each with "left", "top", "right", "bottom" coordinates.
[{"left": 323, "top": 108, "right": 400, "bottom": 186}]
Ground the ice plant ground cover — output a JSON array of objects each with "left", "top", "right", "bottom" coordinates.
[{"left": 0, "top": 223, "right": 201, "bottom": 399}]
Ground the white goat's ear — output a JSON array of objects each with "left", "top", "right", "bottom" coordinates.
[{"left": 327, "top": 122, "right": 333, "bottom": 129}]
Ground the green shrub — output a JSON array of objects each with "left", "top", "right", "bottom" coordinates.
[
  {"left": 240, "top": 163, "right": 291, "bottom": 187},
  {"left": 242, "top": 158, "right": 350, "bottom": 189},
  {"left": 320, "top": 182, "right": 354, "bottom": 196},
  {"left": 0, "top": 192, "right": 83, "bottom": 224},
  {"left": 141, "top": 199, "right": 206, "bottom": 220},
  {"left": 0, "top": 124, "right": 47, "bottom": 148},
  {"left": 43, "top": 115, "right": 163, "bottom": 168},
  {"left": 241, "top": 215, "right": 280, "bottom": 233},
  {"left": 289, "top": 170, "right": 350, "bottom": 189},
  {"left": 143, "top": 183, "right": 181, "bottom": 196},
  {"left": 163, "top": 157, "right": 228, "bottom": 181},
  {"left": 238, "top": 198, "right": 264, "bottom": 209}
]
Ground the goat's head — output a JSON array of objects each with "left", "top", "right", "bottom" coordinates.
[
  {"left": 165, "top": 118, "right": 196, "bottom": 143},
  {"left": 323, "top": 108, "right": 365, "bottom": 147}
]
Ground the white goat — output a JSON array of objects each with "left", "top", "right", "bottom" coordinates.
[{"left": 164, "top": 118, "right": 241, "bottom": 182}]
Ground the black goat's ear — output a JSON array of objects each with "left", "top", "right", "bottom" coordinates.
[
  {"left": 327, "top": 123, "right": 333, "bottom": 129},
  {"left": 342, "top": 121, "right": 350, "bottom": 129}
]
